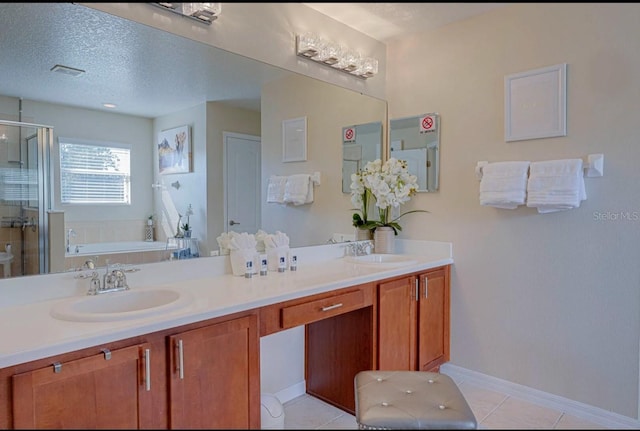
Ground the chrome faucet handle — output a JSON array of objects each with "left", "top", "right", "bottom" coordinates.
[
  {"left": 87, "top": 271, "right": 101, "bottom": 295},
  {"left": 112, "top": 270, "right": 129, "bottom": 290},
  {"left": 360, "top": 240, "right": 373, "bottom": 255},
  {"left": 344, "top": 242, "right": 357, "bottom": 256}
]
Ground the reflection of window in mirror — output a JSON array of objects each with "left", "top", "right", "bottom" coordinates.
[
  {"left": 389, "top": 113, "right": 440, "bottom": 192},
  {"left": 342, "top": 121, "right": 383, "bottom": 193}
]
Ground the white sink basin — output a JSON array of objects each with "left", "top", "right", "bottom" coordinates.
[
  {"left": 344, "top": 254, "right": 418, "bottom": 267},
  {"left": 51, "top": 288, "right": 192, "bottom": 322}
]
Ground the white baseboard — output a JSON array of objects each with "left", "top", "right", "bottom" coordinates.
[
  {"left": 273, "top": 380, "right": 306, "bottom": 405},
  {"left": 441, "top": 363, "right": 640, "bottom": 429}
]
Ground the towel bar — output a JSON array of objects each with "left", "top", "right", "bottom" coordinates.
[{"left": 476, "top": 154, "right": 604, "bottom": 180}]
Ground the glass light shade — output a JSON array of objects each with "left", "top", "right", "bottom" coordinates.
[
  {"left": 316, "top": 41, "right": 341, "bottom": 65},
  {"left": 297, "top": 33, "right": 320, "bottom": 58},
  {"left": 339, "top": 49, "right": 360, "bottom": 72},
  {"left": 182, "top": 3, "right": 221, "bottom": 21},
  {"left": 358, "top": 57, "right": 379, "bottom": 78}
]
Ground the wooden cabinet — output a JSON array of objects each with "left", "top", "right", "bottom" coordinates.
[
  {"left": 2, "top": 312, "right": 260, "bottom": 430},
  {"left": 260, "top": 283, "right": 376, "bottom": 415},
  {"left": 377, "top": 265, "right": 450, "bottom": 372},
  {"left": 11, "top": 343, "right": 153, "bottom": 429},
  {"left": 167, "top": 314, "right": 260, "bottom": 429}
]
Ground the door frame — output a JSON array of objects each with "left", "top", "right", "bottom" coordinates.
[{"left": 222, "top": 132, "right": 261, "bottom": 235}]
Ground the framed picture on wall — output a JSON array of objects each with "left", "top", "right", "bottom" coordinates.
[
  {"left": 505, "top": 63, "right": 567, "bottom": 142},
  {"left": 282, "top": 117, "right": 307, "bottom": 162},
  {"left": 158, "top": 125, "right": 191, "bottom": 174}
]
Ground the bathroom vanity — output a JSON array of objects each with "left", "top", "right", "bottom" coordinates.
[{"left": 0, "top": 240, "right": 452, "bottom": 429}]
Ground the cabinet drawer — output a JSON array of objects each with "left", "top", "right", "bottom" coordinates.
[{"left": 281, "top": 289, "right": 366, "bottom": 329}]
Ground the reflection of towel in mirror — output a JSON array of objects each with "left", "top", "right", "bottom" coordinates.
[
  {"left": 267, "top": 175, "right": 287, "bottom": 203},
  {"left": 526, "top": 159, "right": 586, "bottom": 213},
  {"left": 284, "top": 174, "right": 312, "bottom": 205},
  {"left": 479, "top": 161, "right": 530, "bottom": 209}
]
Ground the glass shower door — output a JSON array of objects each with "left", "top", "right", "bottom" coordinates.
[{"left": 0, "top": 120, "right": 52, "bottom": 278}]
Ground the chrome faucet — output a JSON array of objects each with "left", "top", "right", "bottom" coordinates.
[
  {"left": 87, "top": 262, "right": 130, "bottom": 295},
  {"left": 345, "top": 240, "right": 374, "bottom": 257},
  {"left": 66, "top": 229, "right": 76, "bottom": 253}
]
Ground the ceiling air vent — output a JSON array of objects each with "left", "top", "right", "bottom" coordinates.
[{"left": 50, "top": 64, "right": 85, "bottom": 77}]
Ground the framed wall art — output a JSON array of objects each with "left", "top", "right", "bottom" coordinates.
[
  {"left": 505, "top": 63, "right": 567, "bottom": 142},
  {"left": 158, "top": 125, "right": 191, "bottom": 174},
  {"left": 282, "top": 116, "right": 307, "bottom": 162}
]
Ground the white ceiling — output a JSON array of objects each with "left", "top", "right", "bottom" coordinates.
[
  {"left": 303, "top": 3, "right": 509, "bottom": 42},
  {"left": 0, "top": 3, "right": 509, "bottom": 119}
]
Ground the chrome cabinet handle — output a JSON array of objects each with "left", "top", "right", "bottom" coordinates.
[
  {"left": 415, "top": 278, "right": 419, "bottom": 301},
  {"left": 424, "top": 277, "right": 428, "bottom": 298},
  {"left": 176, "top": 339, "right": 185, "bottom": 380},
  {"left": 144, "top": 348, "right": 151, "bottom": 391},
  {"left": 321, "top": 303, "right": 343, "bottom": 312}
]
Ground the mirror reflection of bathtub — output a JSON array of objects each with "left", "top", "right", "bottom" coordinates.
[{"left": 64, "top": 241, "right": 174, "bottom": 271}]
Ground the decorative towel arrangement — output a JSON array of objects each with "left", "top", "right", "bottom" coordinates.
[
  {"left": 217, "top": 231, "right": 258, "bottom": 276},
  {"left": 479, "top": 161, "right": 531, "bottom": 209},
  {"left": 263, "top": 231, "right": 290, "bottom": 272},
  {"left": 267, "top": 175, "right": 288, "bottom": 203},
  {"left": 526, "top": 159, "right": 586, "bottom": 213}
]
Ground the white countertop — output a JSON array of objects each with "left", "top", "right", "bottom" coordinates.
[{"left": 0, "top": 240, "right": 452, "bottom": 368}]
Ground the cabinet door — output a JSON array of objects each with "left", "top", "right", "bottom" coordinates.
[
  {"left": 12, "top": 343, "right": 152, "bottom": 429},
  {"left": 377, "top": 276, "right": 417, "bottom": 370},
  {"left": 417, "top": 267, "right": 450, "bottom": 371},
  {"left": 168, "top": 314, "right": 260, "bottom": 429}
]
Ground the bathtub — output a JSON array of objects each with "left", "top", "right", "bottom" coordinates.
[{"left": 66, "top": 241, "right": 169, "bottom": 257}]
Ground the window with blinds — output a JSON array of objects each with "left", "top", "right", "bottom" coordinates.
[{"left": 59, "top": 138, "right": 131, "bottom": 204}]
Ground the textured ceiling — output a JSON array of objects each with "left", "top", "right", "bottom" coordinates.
[
  {"left": 0, "top": 3, "right": 286, "bottom": 118},
  {"left": 0, "top": 3, "right": 508, "bottom": 118}
]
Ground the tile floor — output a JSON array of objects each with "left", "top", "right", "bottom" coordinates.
[{"left": 283, "top": 378, "right": 608, "bottom": 429}]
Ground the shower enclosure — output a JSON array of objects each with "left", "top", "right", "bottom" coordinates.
[{"left": 0, "top": 120, "right": 53, "bottom": 278}]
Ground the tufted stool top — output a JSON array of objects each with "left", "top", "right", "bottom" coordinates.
[{"left": 354, "top": 371, "right": 477, "bottom": 430}]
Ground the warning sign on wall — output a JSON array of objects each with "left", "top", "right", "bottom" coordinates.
[
  {"left": 343, "top": 127, "right": 356, "bottom": 143},
  {"left": 419, "top": 115, "right": 436, "bottom": 134}
]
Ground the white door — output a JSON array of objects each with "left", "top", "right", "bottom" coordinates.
[{"left": 224, "top": 133, "right": 261, "bottom": 235}]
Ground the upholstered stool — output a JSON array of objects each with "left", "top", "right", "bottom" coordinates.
[{"left": 354, "top": 371, "right": 477, "bottom": 430}]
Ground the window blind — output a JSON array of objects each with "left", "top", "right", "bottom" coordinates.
[{"left": 59, "top": 140, "right": 131, "bottom": 204}]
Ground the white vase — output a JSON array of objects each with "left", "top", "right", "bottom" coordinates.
[
  {"left": 374, "top": 226, "right": 395, "bottom": 254},
  {"left": 355, "top": 227, "right": 372, "bottom": 241}
]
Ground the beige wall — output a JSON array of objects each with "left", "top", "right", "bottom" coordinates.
[
  {"left": 82, "top": 2, "right": 387, "bottom": 100},
  {"left": 386, "top": 3, "right": 640, "bottom": 418}
]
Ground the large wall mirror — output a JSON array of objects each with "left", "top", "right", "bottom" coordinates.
[
  {"left": 389, "top": 113, "right": 440, "bottom": 192},
  {"left": 341, "top": 122, "right": 383, "bottom": 193},
  {"left": 0, "top": 3, "right": 387, "bottom": 280}
]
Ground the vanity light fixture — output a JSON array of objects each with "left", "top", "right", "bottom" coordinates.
[
  {"left": 296, "top": 32, "right": 379, "bottom": 79},
  {"left": 152, "top": 3, "right": 221, "bottom": 24}
]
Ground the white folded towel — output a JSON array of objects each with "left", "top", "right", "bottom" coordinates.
[
  {"left": 526, "top": 159, "right": 586, "bottom": 213},
  {"left": 263, "top": 231, "right": 290, "bottom": 271},
  {"left": 479, "top": 161, "right": 530, "bottom": 209},
  {"left": 267, "top": 175, "right": 287, "bottom": 203},
  {"left": 284, "top": 174, "right": 311, "bottom": 206}
]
